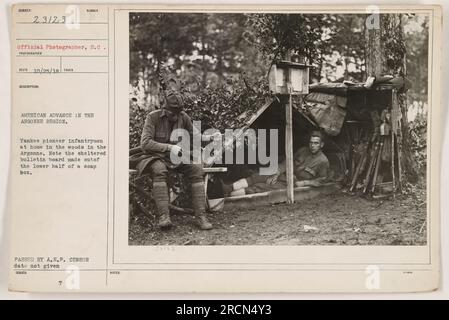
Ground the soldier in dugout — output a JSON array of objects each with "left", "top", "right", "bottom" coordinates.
[{"left": 222, "top": 131, "right": 330, "bottom": 196}]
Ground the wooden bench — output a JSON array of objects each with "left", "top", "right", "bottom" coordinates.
[{"left": 129, "top": 166, "right": 227, "bottom": 214}]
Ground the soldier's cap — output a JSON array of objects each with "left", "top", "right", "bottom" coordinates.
[{"left": 165, "top": 91, "right": 184, "bottom": 113}]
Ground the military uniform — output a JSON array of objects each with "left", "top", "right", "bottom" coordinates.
[
  {"left": 135, "top": 92, "right": 212, "bottom": 230},
  {"left": 245, "top": 146, "right": 330, "bottom": 194}
]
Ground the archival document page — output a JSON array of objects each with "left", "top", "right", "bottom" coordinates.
[{"left": 9, "top": 4, "right": 442, "bottom": 292}]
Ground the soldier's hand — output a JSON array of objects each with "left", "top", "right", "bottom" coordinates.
[
  {"left": 169, "top": 144, "right": 183, "bottom": 157},
  {"left": 266, "top": 173, "right": 279, "bottom": 185}
]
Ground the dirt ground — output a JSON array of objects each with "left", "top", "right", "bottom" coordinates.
[{"left": 129, "top": 189, "right": 427, "bottom": 246}]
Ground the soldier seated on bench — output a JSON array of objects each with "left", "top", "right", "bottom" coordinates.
[
  {"left": 222, "top": 131, "right": 330, "bottom": 196},
  {"left": 136, "top": 91, "right": 220, "bottom": 230}
]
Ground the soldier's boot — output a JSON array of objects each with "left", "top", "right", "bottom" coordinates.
[
  {"left": 191, "top": 181, "right": 213, "bottom": 230},
  {"left": 153, "top": 181, "right": 173, "bottom": 230},
  {"left": 196, "top": 214, "right": 213, "bottom": 230}
]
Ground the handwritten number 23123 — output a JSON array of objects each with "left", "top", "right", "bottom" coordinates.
[{"left": 32, "top": 16, "right": 66, "bottom": 24}]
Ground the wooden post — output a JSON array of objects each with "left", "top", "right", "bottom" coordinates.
[
  {"left": 282, "top": 49, "right": 294, "bottom": 203},
  {"left": 396, "top": 132, "right": 403, "bottom": 192},
  {"left": 285, "top": 92, "right": 294, "bottom": 203},
  {"left": 204, "top": 173, "right": 210, "bottom": 210},
  {"left": 391, "top": 131, "right": 396, "bottom": 198}
]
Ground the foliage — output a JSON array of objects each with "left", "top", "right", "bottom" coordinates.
[
  {"left": 407, "top": 111, "right": 427, "bottom": 175},
  {"left": 245, "top": 14, "right": 326, "bottom": 64},
  {"left": 129, "top": 13, "right": 205, "bottom": 110},
  {"left": 129, "top": 12, "right": 268, "bottom": 99},
  {"left": 182, "top": 76, "right": 270, "bottom": 131},
  {"left": 404, "top": 14, "right": 429, "bottom": 103},
  {"left": 129, "top": 102, "right": 147, "bottom": 150},
  {"left": 318, "top": 14, "right": 366, "bottom": 82},
  {"left": 129, "top": 13, "right": 203, "bottom": 81},
  {"left": 403, "top": 14, "right": 429, "bottom": 182},
  {"left": 401, "top": 178, "right": 427, "bottom": 211}
]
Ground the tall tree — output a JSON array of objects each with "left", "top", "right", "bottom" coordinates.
[{"left": 365, "top": 13, "right": 418, "bottom": 182}]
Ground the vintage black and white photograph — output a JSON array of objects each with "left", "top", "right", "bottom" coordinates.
[{"left": 128, "top": 12, "right": 429, "bottom": 246}]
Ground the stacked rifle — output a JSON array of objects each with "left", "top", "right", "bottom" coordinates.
[{"left": 348, "top": 119, "right": 401, "bottom": 196}]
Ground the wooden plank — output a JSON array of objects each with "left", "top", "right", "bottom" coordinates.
[
  {"left": 391, "top": 89, "right": 401, "bottom": 134},
  {"left": 391, "top": 131, "right": 396, "bottom": 198},
  {"left": 204, "top": 173, "right": 210, "bottom": 211},
  {"left": 302, "top": 67, "right": 309, "bottom": 94},
  {"left": 396, "top": 133, "right": 403, "bottom": 192},
  {"left": 203, "top": 167, "right": 227, "bottom": 173},
  {"left": 285, "top": 93, "right": 295, "bottom": 203},
  {"left": 268, "top": 64, "right": 277, "bottom": 94},
  {"left": 276, "top": 60, "right": 313, "bottom": 68},
  {"left": 215, "top": 183, "right": 338, "bottom": 211}
]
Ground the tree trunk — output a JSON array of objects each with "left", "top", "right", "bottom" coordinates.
[
  {"left": 201, "top": 15, "right": 209, "bottom": 87},
  {"left": 201, "top": 42, "right": 208, "bottom": 86},
  {"left": 365, "top": 17, "right": 386, "bottom": 77},
  {"left": 343, "top": 57, "right": 350, "bottom": 79},
  {"left": 365, "top": 13, "right": 419, "bottom": 183},
  {"left": 216, "top": 54, "right": 224, "bottom": 83}
]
